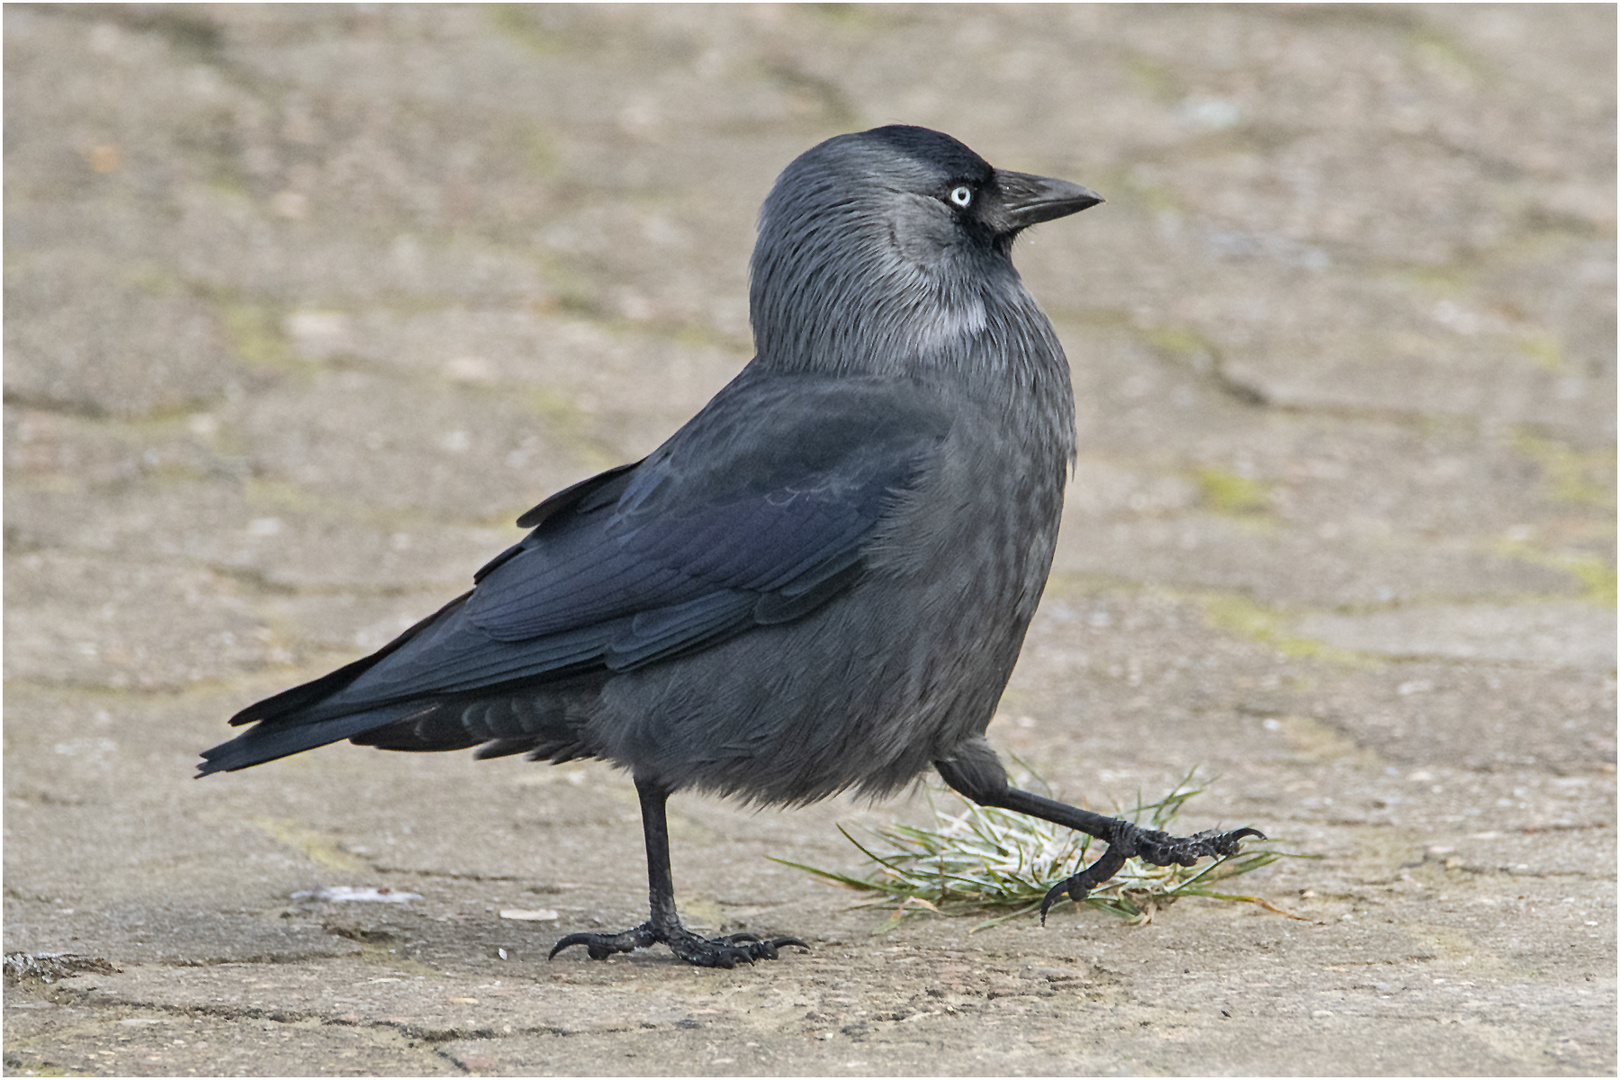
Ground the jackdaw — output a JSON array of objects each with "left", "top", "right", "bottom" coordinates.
[{"left": 200, "top": 125, "right": 1261, "bottom": 968}]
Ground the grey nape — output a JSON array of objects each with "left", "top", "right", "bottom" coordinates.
[{"left": 199, "top": 125, "right": 1261, "bottom": 968}]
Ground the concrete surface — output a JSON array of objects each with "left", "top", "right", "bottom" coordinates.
[{"left": 4, "top": 4, "right": 1614, "bottom": 1075}]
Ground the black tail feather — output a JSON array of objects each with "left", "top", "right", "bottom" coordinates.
[{"left": 197, "top": 701, "right": 435, "bottom": 775}]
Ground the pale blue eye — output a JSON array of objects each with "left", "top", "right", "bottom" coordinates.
[{"left": 949, "top": 185, "right": 973, "bottom": 208}]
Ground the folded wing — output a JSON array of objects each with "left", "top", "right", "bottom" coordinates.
[{"left": 199, "top": 372, "right": 951, "bottom": 772}]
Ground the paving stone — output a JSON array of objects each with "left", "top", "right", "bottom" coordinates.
[
  {"left": 3, "top": 251, "right": 247, "bottom": 419},
  {"left": 4, "top": 550, "right": 270, "bottom": 689},
  {"left": 300, "top": 307, "right": 746, "bottom": 453},
  {"left": 1055, "top": 512, "right": 1581, "bottom": 607},
  {"left": 4, "top": 5, "right": 1613, "bottom": 1076},
  {"left": 236, "top": 368, "right": 596, "bottom": 522},
  {"left": 7, "top": 482, "right": 512, "bottom": 587},
  {"left": 1298, "top": 602, "right": 1617, "bottom": 670}
]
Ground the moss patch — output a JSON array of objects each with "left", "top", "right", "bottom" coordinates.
[
  {"left": 1198, "top": 593, "right": 1367, "bottom": 663},
  {"left": 220, "top": 302, "right": 300, "bottom": 371},
  {"left": 1195, "top": 468, "right": 1272, "bottom": 516},
  {"left": 1513, "top": 430, "right": 1616, "bottom": 511},
  {"left": 252, "top": 817, "right": 368, "bottom": 873},
  {"left": 1502, "top": 545, "right": 1618, "bottom": 608}
]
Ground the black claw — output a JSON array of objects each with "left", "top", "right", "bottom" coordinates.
[
  {"left": 548, "top": 933, "right": 597, "bottom": 960},
  {"left": 1040, "top": 843, "right": 1129, "bottom": 924},
  {"left": 1038, "top": 880, "right": 1072, "bottom": 925}
]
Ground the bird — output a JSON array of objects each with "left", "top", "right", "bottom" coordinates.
[{"left": 200, "top": 125, "right": 1261, "bottom": 968}]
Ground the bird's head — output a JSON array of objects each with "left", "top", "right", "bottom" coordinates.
[{"left": 749, "top": 125, "right": 1101, "bottom": 376}]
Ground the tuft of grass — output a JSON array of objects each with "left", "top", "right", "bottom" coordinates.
[{"left": 777, "top": 768, "right": 1311, "bottom": 931}]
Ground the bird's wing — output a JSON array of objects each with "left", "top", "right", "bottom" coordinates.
[
  {"left": 465, "top": 371, "right": 951, "bottom": 661},
  {"left": 265, "top": 373, "right": 952, "bottom": 714}
]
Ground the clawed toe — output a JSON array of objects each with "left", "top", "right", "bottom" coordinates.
[
  {"left": 550, "top": 923, "right": 809, "bottom": 968},
  {"left": 1205, "top": 826, "right": 1266, "bottom": 855},
  {"left": 669, "top": 930, "right": 810, "bottom": 967},
  {"left": 548, "top": 925, "right": 656, "bottom": 961},
  {"left": 1134, "top": 825, "right": 1266, "bottom": 867},
  {"left": 724, "top": 934, "right": 808, "bottom": 962}
]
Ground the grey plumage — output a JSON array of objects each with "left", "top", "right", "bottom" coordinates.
[{"left": 201, "top": 126, "right": 1259, "bottom": 967}]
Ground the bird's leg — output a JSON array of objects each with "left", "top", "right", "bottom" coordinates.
[
  {"left": 549, "top": 776, "right": 808, "bottom": 968},
  {"left": 993, "top": 786, "right": 1264, "bottom": 922},
  {"left": 936, "top": 741, "right": 1263, "bottom": 924}
]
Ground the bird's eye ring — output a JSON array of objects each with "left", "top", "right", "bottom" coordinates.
[{"left": 948, "top": 185, "right": 973, "bottom": 208}]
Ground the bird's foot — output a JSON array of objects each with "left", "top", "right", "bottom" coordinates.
[
  {"left": 1039, "top": 822, "right": 1265, "bottom": 924},
  {"left": 550, "top": 920, "right": 808, "bottom": 968},
  {"left": 662, "top": 926, "right": 808, "bottom": 968}
]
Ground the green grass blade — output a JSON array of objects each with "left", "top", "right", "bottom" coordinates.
[{"left": 779, "top": 765, "right": 1308, "bottom": 928}]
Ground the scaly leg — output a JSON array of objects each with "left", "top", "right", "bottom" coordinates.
[{"left": 550, "top": 776, "right": 808, "bottom": 968}]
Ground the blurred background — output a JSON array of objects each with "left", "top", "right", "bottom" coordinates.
[
  {"left": 5, "top": 4, "right": 1612, "bottom": 692},
  {"left": 3, "top": 6, "right": 1614, "bottom": 1075}
]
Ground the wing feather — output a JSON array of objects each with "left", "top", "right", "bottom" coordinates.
[{"left": 210, "top": 373, "right": 952, "bottom": 756}]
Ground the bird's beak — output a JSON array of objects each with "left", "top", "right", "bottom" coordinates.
[{"left": 992, "top": 170, "right": 1104, "bottom": 231}]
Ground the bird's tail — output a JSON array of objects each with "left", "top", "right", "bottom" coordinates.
[
  {"left": 197, "top": 592, "right": 474, "bottom": 776},
  {"left": 198, "top": 691, "right": 591, "bottom": 776},
  {"left": 197, "top": 590, "right": 595, "bottom": 776},
  {"left": 196, "top": 701, "right": 443, "bottom": 775}
]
